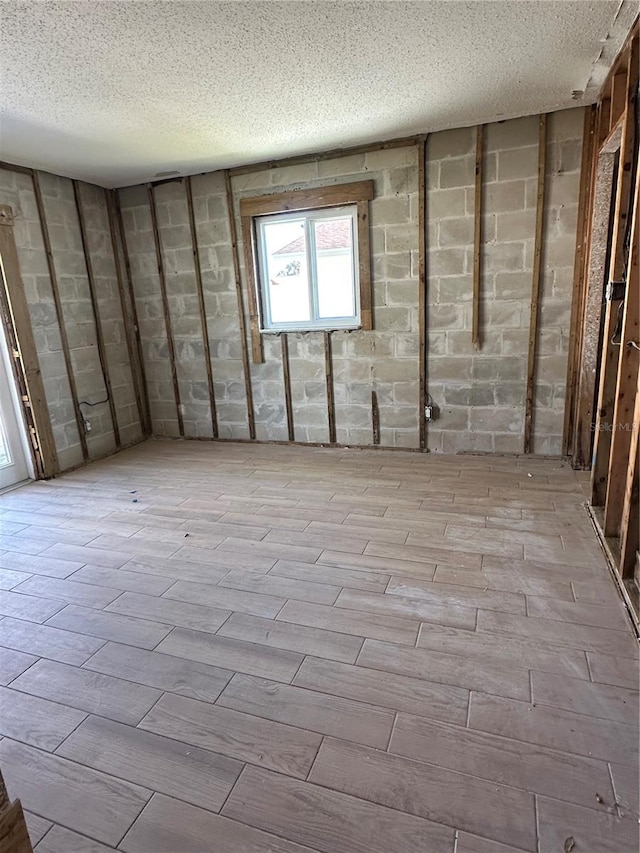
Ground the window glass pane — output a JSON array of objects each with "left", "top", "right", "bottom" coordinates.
[
  {"left": 262, "top": 219, "right": 310, "bottom": 324},
  {"left": 314, "top": 216, "right": 356, "bottom": 320}
]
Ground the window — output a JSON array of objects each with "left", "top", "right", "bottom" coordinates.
[
  {"left": 240, "top": 180, "right": 374, "bottom": 361},
  {"left": 257, "top": 206, "right": 358, "bottom": 332}
]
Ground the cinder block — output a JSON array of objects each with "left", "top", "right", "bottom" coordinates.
[
  {"left": 443, "top": 384, "right": 494, "bottom": 407},
  {"left": 469, "top": 406, "right": 523, "bottom": 433},
  {"left": 497, "top": 146, "right": 538, "bottom": 181},
  {"left": 429, "top": 357, "right": 472, "bottom": 382},
  {"left": 483, "top": 241, "right": 525, "bottom": 274},
  {"left": 440, "top": 157, "right": 474, "bottom": 189},
  {"left": 438, "top": 217, "right": 473, "bottom": 247},
  {"left": 366, "top": 147, "right": 417, "bottom": 171},
  {"left": 370, "top": 196, "right": 410, "bottom": 226},
  {"left": 384, "top": 167, "right": 416, "bottom": 197},
  {"left": 427, "top": 187, "right": 466, "bottom": 219},
  {"left": 269, "top": 162, "right": 318, "bottom": 186},
  {"left": 385, "top": 224, "right": 417, "bottom": 253},
  {"left": 428, "top": 127, "right": 475, "bottom": 160},
  {"left": 483, "top": 180, "right": 526, "bottom": 213},
  {"left": 428, "top": 303, "right": 467, "bottom": 331},
  {"left": 428, "top": 247, "right": 466, "bottom": 277},
  {"left": 485, "top": 116, "right": 540, "bottom": 152},
  {"left": 548, "top": 108, "right": 585, "bottom": 141},
  {"left": 373, "top": 252, "right": 412, "bottom": 281},
  {"left": 437, "top": 276, "right": 472, "bottom": 303},
  {"left": 495, "top": 209, "right": 536, "bottom": 242},
  {"left": 374, "top": 306, "right": 412, "bottom": 332},
  {"left": 442, "top": 430, "right": 494, "bottom": 454}
]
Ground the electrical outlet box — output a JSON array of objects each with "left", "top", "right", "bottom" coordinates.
[
  {"left": 424, "top": 406, "right": 433, "bottom": 421},
  {"left": 84, "top": 420, "right": 92, "bottom": 433}
]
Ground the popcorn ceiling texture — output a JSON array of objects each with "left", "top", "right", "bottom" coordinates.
[
  {"left": 0, "top": 1, "right": 632, "bottom": 186},
  {"left": 0, "top": 108, "right": 584, "bottom": 466}
]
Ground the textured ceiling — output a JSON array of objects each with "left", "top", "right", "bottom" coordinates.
[{"left": 0, "top": 1, "right": 636, "bottom": 188}]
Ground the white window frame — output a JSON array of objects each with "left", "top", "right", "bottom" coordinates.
[{"left": 256, "top": 205, "right": 360, "bottom": 333}]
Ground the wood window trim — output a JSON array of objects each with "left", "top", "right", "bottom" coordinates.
[{"left": 239, "top": 180, "right": 374, "bottom": 364}]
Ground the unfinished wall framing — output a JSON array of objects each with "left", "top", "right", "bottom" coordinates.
[
  {"left": 118, "top": 109, "right": 584, "bottom": 454},
  {"left": 0, "top": 164, "right": 145, "bottom": 473},
  {"left": 566, "top": 21, "right": 640, "bottom": 612}
]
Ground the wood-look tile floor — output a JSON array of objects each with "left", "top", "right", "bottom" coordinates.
[{"left": 0, "top": 439, "right": 638, "bottom": 853}]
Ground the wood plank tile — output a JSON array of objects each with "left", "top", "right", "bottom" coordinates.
[
  {"left": 121, "top": 555, "right": 231, "bottom": 584},
  {"left": 610, "top": 761, "right": 640, "bottom": 820},
  {"left": 476, "top": 609, "right": 638, "bottom": 657},
  {"left": 119, "top": 793, "right": 318, "bottom": 853},
  {"left": 0, "top": 684, "right": 86, "bottom": 750},
  {"left": 172, "top": 544, "right": 278, "bottom": 571},
  {"left": 0, "top": 534, "right": 49, "bottom": 555},
  {"left": 217, "top": 612, "right": 362, "bottom": 663},
  {"left": 33, "top": 825, "right": 116, "bottom": 852},
  {"left": 357, "top": 639, "right": 530, "bottom": 701},
  {"left": 0, "top": 738, "right": 150, "bottom": 846},
  {"left": 67, "top": 565, "right": 174, "bottom": 595},
  {"left": 365, "top": 541, "right": 483, "bottom": 569},
  {"left": 531, "top": 671, "right": 638, "bottom": 724},
  {"left": 156, "top": 626, "right": 303, "bottom": 681},
  {"left": 0, "top": 567, "right": 31, "bottom": 589},
  {"left": 0, "top": 552, "right": 85, "bottom": 578},
  {"left": 386, "top": 578, "right": 526, "bottom": 615},
  {"left": 0, "top": 616, "right": 105, "bottom": 665},
  {"left": 277, "top": 599, "right": 419, "bottom": 645},
  {"left": 335, "top": 588, "right": 477, "bottom": 630},
  {"left": 12, "top": 525, "right": 97, "bottom": 546},
  {"left": 294, "top": 655, "right": 468, "bottom": 725},
  {"left": 57, "top": 716, "right": 241, "bottom": 811},
  {"left": 389, "top": 712, "right": 617, "bottom": 814},
  {"left": 82, "top": 641, "right": 232, "bottom": 702},
  {"left": 219, "top": 509, "right": 310, "bottom": 532},
  {"left": 536, "top": 795, "right": 637, "bottom": 853},
  {"left": 455, "top": 833, "right": 527, "bottom": 853},
  {"left": 11, "top": 659, "right": 161, "bottom": 725},
  {"left": 39, "top": 543, "right": 131, "bottom": 569},
  {"left": 417, "top": 622, "right": 590, "bottom": 679},
  {"left": 0, "top": 589, "right": 64, "bottom": 623},
  {"left": 468, "top": 692, "right": 638, "bottom": 768},
  {"left": 106, "top": 591, "right": 231, "bottom": 634},
  {"left": 270, "top": 559, "right": 389, "bottom": 592},
  {"left": 218, "top": 673, "right": 394, "bottom": 749},
  {"left": 586, "top": 651, "right": 639, "bottom": 689},
  {"left": 221, "top": 765, "right": 454, "bottom": 853},
  {"left": 318, "top": 549, "right": 437, "bottom": 579},
  {"left": 12, "top": 576, "right": 120, "bottom": 609},
  {"left": 46, "top": 605, "right": 172, "bottom": 650},
  {"left": 24, "top": 812, "right": 53, "bottom": 847},
  {"left": 0, "top": 645, "right": 37, "bottom": 684},
  {"left": 84, "top": 533, "right": 182, "bottom": 559},
  {"left": 164, "top": 579, "right": 285, "bottom": 618},
  {"left": 264, "top": 527, "right": 367, "bottom": 555},
  {"left": 217, "top": 536, "right": 323, "bottom": 564},
  {"left": 307, "top": 520, "right": 408, "bottom": 545},
  {"left": 140, "top": 692, "right": 321, "bottom": 779},
  {"left": 179, "top": 517, "right": 271, "bottom": 540},
  {"left": 309, "top": 737, "right": 536, "bottom": 850},
  {"left": 219, "top": 569, "right": 340, "bottom": 605},
  {"left": 526, "top": 596, "right": 628, "bottom": 629}
]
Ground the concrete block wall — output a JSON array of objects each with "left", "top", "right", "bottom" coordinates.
[
  {"left": 230, "top": 146, "right": 420, "bottom": 447},
  {"left": 0, "top": 168, "right": 143, "bottom": 472},
  {"left": 118, "top": 107, "right": 584, "bottom": 455},
  {"left": 425, "top": 109, "right": 583, "bottom": 455}
]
